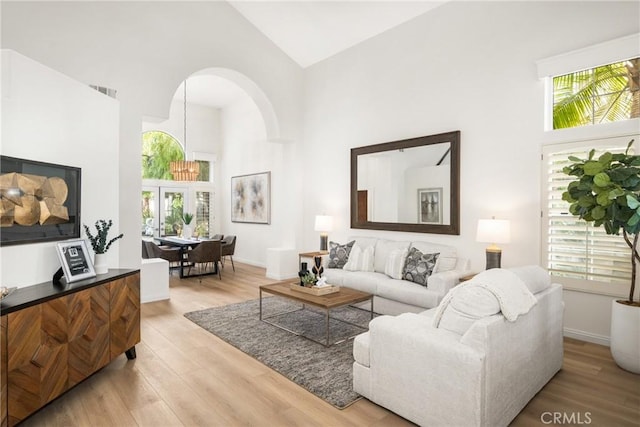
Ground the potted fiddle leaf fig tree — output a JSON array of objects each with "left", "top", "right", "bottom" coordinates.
[{"left": 562, "top": 139, "right": 640, "bottom": 373}]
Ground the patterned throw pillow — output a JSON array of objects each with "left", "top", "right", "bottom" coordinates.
[
  {"left": 402, "top": 247, "right": 440, "bottom": 287},
  {"left": 327, "top": 240, "right": 355, "bottom": 269}
]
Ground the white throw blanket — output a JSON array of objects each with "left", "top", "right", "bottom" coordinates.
[{"left": 433, "top": 268, "right": 538, "bottom": 328}]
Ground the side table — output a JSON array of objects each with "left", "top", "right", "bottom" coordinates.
[
  {"left": 459, "top": 272, "right": 478, "bottom": 283},
  {"left": 298, "top": 250, "right": 329, "bottom": 269}
]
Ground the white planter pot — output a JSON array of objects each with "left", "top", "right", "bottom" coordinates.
[
  {"left": 94, "top": 253, "right": 108, "bottom": 274},
  {"left": 182, "top": 225, "right": 192, "bottom": 239},
  {"left": 610, "top": 300, "right": 640, "bottom": 374}
]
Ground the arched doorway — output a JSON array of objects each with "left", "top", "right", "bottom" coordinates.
[{"left": 141, "top": 69, "right": 273, "bottom": 242}]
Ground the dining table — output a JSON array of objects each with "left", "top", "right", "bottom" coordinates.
[{"left": 155, "top": 236, "right": 219, "bottom": 279}]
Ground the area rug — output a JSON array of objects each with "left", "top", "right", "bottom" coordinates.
[{"left": 184, "top": 297, "right": 376, "bottom": 408}]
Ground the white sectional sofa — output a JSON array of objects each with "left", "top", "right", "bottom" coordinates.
[
  {"left": 323, "top": 236, "right": 470, "bottom": 315},
  {"left": 352, "top": 266, "right": 564, "bottom": 427}
]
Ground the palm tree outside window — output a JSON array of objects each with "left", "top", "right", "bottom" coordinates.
[{"left": 553, "top": 57, "right": 639, "bottom": 129}]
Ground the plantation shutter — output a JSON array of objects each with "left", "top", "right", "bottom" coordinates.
[
  {"left": 196, "top": 190, "right": 212, "bottom": 237},
  {"left": 543, "top": 142, "right": 633, "bottom": 286}
]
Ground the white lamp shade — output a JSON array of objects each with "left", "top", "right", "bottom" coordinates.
[
  {"left": 476, "top": 219, "right": 511, "bottom": 244},
  {"left": 314, "top": 215, "right": 333, "bottom": 232}
]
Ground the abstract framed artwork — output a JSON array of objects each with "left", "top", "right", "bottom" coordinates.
[
  {"left": 0, "top": 155, "right": 81, "bottom": 246},
  {"left": 418, "top": 188, "right": 442, "bottom": 225},
  {"left": 231, "top": 171, "right": 271, "bottom": 224}
]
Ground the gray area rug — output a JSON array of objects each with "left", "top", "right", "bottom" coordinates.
[{"left": 184, "top": 297, "right": 376, "bottom": 409}]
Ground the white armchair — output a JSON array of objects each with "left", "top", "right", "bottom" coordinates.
[{"left": 353, "top": 266, "right": 564, "bottom": 427}]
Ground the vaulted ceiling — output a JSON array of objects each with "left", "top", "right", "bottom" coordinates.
[{"left": 228, "top": 1, "right": 447, "bottom": 68}]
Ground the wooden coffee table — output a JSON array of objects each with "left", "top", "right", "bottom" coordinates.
[{"left": 259, "top": 281, "right": 374, "bottom": 346}]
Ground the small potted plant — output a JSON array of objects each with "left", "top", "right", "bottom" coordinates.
[
  {"left": 301, "top": 272, "right": 317, "bottom": 288},
  {"left": 84, "top": 219, "right": 124, "bottom": 274},
  {"left": 182, "top": 212, "right": 194, "bottom": 239}
]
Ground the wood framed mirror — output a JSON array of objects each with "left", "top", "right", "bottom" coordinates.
[{"left": 350, "top": 131, "right": 460, "bottom": 235}]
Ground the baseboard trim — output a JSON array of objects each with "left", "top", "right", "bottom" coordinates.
[
  {"left": 266, "top": 272, "right": 298, "bottom": 281},
  {"left": 563, "top": 327, "right": 610, "bottom": 347},
  {"left": 141, "top": 295, "right": 170, "bottom": 304}
]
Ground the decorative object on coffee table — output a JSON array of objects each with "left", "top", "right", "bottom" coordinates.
[
  {"left": 312, "top": 255, "right": 324, "bottom": 277},
  {"left": 301, "top": 272, "right": 317, "bottom": 287},
  {"left": 83, "top": 219, "right": 124, "bottom": 274},
  {"left": 298, "top": 262, "right": 310, "bottom": 286},
  {"left": 289, "top": 282, "right": 340, "bottom": 295}
]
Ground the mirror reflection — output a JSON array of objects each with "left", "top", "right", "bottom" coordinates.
[
  {"left": 351, "top": 131, "right": 460, "bottom": 235},
  {"left": 357, "top": 142, "right": 451, "bottom": 224}
]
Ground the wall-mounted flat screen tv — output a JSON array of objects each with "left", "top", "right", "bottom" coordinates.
[{"left": 0, "top": 156, "right": 81, "bottom": 246}]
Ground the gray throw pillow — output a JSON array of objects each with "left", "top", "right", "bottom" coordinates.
[
  {"left": 402, "top": 247, "right": 439, "bottom": 287},
  {"left": 327, "top": 240, "right": 355, "bottom": 269}
]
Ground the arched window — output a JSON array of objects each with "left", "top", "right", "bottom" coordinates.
[
  {"left": 141, "top": 131, "right": 183, "bottom": 180},
  {"left": 142, "top": 130, "right": 210, "bottom": 181}
]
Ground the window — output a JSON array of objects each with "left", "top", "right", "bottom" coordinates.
[
  {"left": 162, "top": 190, "right": 185, "bottom": 236},
  {"left": 553, "top": 58, "right": 639, "bottom": 129},
  {"left": 542, "top": 136, "right": 638, "bottom": 296},
  {"left": 140, "top": 136, "right": 216, "bottom": 239},
  {"left": 195, "top": 191, "right": 212, "bottom": 237},
  {"left": 195, "top": 160, "right": 210, "bottom": 182},
  {"left": 142, "top": 131, "right": 183, "bottom": 180}
]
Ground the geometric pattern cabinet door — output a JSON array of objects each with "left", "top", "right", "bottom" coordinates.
[
  {"left": 1, "top": 315, "right": 7, "bottom": 427},
  {"left": 67, "top": 286, "right": 110, "bottom": 388},
  {"left": 109, "top": 273, "right": 140, "bottom": 359},
  {"left": 6, "top": 301, "right": 69, "bottom": 426},
  {"left": 0, "top": 269, "right": 139, "bottom": 425}
]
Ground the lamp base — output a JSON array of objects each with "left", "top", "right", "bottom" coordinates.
[
  {"left": 485, "top": 248, "right": 502, "bottom": 270},
  {"left": 320, "top": 234, "right": 328, "bottom": 251}
]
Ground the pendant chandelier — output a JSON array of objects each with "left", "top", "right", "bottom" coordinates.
[{"left": 170, "top": 80, "right": 200, "bottom": 181}]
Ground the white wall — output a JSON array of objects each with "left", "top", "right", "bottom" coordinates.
[
  {"left": 301, "top": 1, "right": 640, "bottom": 343},
  {"left": 220, "top": 95, "right": 298, "bottom": 267},
  {"left": 1, "top": 1, "right": 304, "bottom": 270},
  {"left": 1, "top": 50, "right": 120, "bottom": 287},
  {"left": 142, "top": 99, "right": 222, "bottom": 160}
]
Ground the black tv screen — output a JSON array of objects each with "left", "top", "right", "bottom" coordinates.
[{"left": 0, "top": 156, "right": 81, "bottom": 246}]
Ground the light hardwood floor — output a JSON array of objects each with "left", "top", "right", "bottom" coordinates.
[{"left": 20, "top": 262, "right": 640, "bottom": 426}]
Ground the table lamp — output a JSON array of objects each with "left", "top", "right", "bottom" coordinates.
[
  {"left": 314, "top": 215, "right": 333, "bottom": 251},
  {"left": 476, "top": 218, "right": 511, "bottom": 270}
]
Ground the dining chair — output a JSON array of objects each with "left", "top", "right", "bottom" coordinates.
[
  {"left": 186, "top": 239, "right": 222, "bottom": 281},
  {"left": 142, "top": 240, "right": 150, "bottom": 259},
  {"left": 221, "top": 235, "right": 236, "bottom": 271},
  {"left": 145, "top": 241, "right": 183, "bottom": 273}
]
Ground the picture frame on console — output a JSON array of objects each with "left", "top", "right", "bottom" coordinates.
[
  {"left": 55, "top": 239, "right": 96, "bottom": 283},
  {"left": 418, "top": 187, "right": 443, "bottom": 224},
  {"left": 0, "top": 155, "right": 81, "bottom": 246}
]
